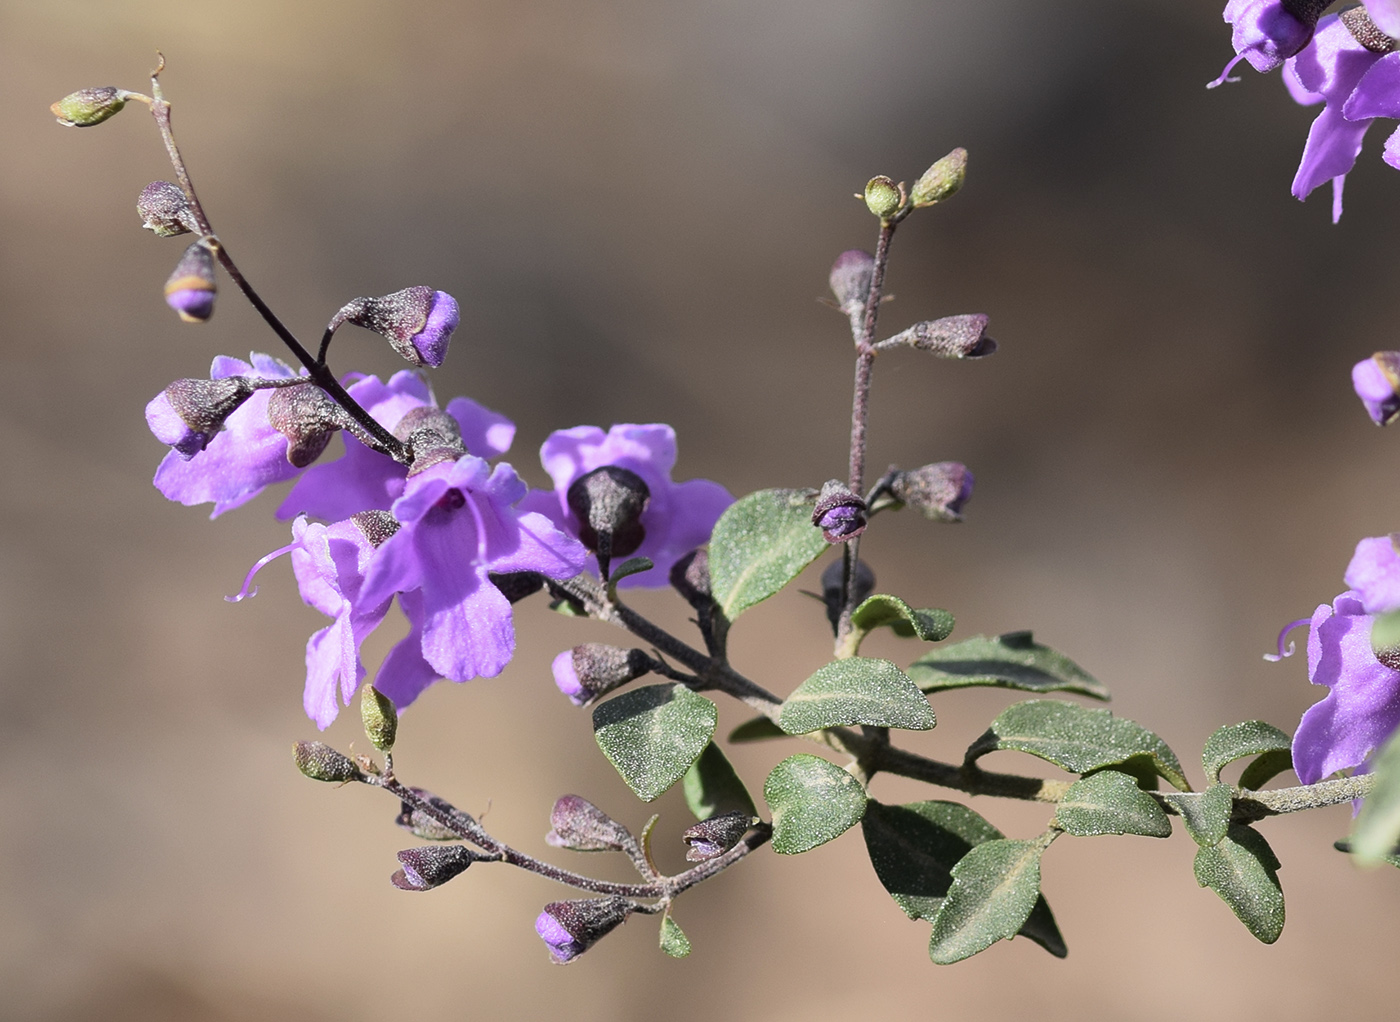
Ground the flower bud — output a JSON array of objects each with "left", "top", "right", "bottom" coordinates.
[
  {"left": 552, "top": 644, "right": 654, "bottom": 706},
  {"left": 266, "top": 383, "right": 344, "bottom": 468},
  {"left": 669, "top": 548, "right": 713, "bottom": 608},
  {"left": 889, "top": 462, "right": 974, "bottom": 523},
  {"left": 566, "top": 466, "right": 650, "bottom": 579},
  {"left": 146, "top": 376, "right": 256, "bottom": 459},
  {"left": 391, "top": 844, "right": 482, "bottom": 891},
  {"left": 351, "top": 510, "right": 401, "bottom": 548},
  {"left": 829, "top": 249, "right": 875, "bottom": 323},
  {"left": 330, "top": 287, "right": 460, "bottom": 368},
  {"left": 863, "top": 175, "right": 903, "bottom": 219},
  {"left": 360, "top": 684, "right": 398, "bottom": 751},
  {"left": 681, "top": 810, "right": 753, "bottom": 861},
  {"left": 821, "top": 557, "right": 875, "bottom": 632},
  {"left": 545, "top": 794, "right": 635, "bottom": 851},
  {"left": 137, "top": 181, "right": 199, "bottom": 237},
  {"left": 911, "top": 148, "right": 967, "bottom": 207},
  {"left": 874, "top": 314, "right": 996, "bottom": 358},
  {"left": 812, "top": 480, "right": 867, "bottom": 543},
  {"left": 395, "top": 787, "right": 469, "bottom": 841},
  {"left": 395, "top": 405, "right": 469, "bottom": 473},
  {"left": 535, "top": 897, "right": 634, "bottom": 964},
  {"left": 1353, "top": 352, "right": 1400, "bottom": 426},
  {"left": 293, "top": 740, "right": 360, "bottom": 782},
  {"left": 51, "top": 86, "right": 126, "bottom": 127},
  {"left": 164, "top": 241, "right": 217, "bottom": 323}
]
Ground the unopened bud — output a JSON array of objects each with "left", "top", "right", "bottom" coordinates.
[
  {"left": 535, "top": 897, "right": 634, "bottom": 964},
  {"left": 146, "top": 376, "right": 256, "bottom": 459},
  {"left": 812, "top": 480, "right": 867, "bottom": 543},
  {"left": 330, "top": 287, "right": 460, "bottom": 368},
  {"left": 551, "top": 644, "right": 654, "bottom": 706},
  {"left": 911, "top": 148, "right": 967, "bottom": 207},
  {"left": 137, "top": 181, "right": 198, "bottom": 237},
  {"left": 681, "top": 810, "right": 753, "bottom": 861},
  {"left": 863, "top": 175, "right": 903, "bottom": 219},
  {"left": 821, "top": 557, "right": 876, "bottom": 632},
  {"left": 828, "top": 249, "right": 875, "bottom": 323},
  {"left": 545, "top": 795, "right": 635, "bottom": 851},
  {"left": 164, "top": 241, "right": 217, "bottom": 322},
  {"left": 566, "top": 466, "right": 650, "bottom": 579},
  {"left": 669, "top": 549, "right": 714, "bottom": 608},
  {"left": 350, "top": 510, "right": 401, "bottom": 548},
  {"left": 1353, "top": 352, "right": 1400, "bottom": 426},
  {"left": 391, "top": 844, "right": 481, "bottom": 891},
  {"left": 874, "top": 314, "right": 996, "bottom": 358},
  {"left": 890, "top": 462, "right": 974, "bottom": 523},
  {"left": 293, "top": 740, "right": 360, "bottom": 782},
  {"left": 395, "top": 405, "right": 468, "bottom": 473},
  {"left": 266, "top": 383, "right": 343, "bottom": 468},
  {"left": 360, "top": 685, "right": 398, "bottom": 751},
  {"left": 395, "top": 787, "right": 470, "bottom": 841},
  {"left": 51, "top": 86, "right": 126, "bottom": 127}
]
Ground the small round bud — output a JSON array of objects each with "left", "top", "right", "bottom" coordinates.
[
  {"left": 566, "top": 465, "right": 650, "bottom": 579},
  {"left": 681, "top": 810, "right": 753, "bottom": 861},
  {"left": 1353, "top": 352, "right": 1400, "bottom": 426},
  {"left": 266, "top": 384, "right": 344, "bottom": 468},
  {"left": 391, "top": 844, "right": 481, "bottom": 891},
  {"left": 863, "top": 175, "right": 903, "bottom": 219},
  {"left": 146, "top": 376, "right": 256, "bottom": 459},
  {"left": 330, "top": 287, "right": 461, "bottom": 368},
  {"left": 812, "top": 480, "right": 868, "bottom": 543},
  {"left": 890, "top": 462, "right": 974, "bottom": 523},
  {"left": 293, "top": 740, "right": 360, "bottom": 782},
  {"left": 821, "top": 557, "right": 876, "bottom": 632},
  {"left": 164, "top": 241, "right": 217, "bottom": 323},
  {"left": 874, "top": 314, "right": 996, "bottom": 358},
  {"left": 360, "top": 684, "right": 398, "bottom": 751},
  {"left": 552, "top": 644, "right": 654, "bottom": 706},
  {"left": 535, "top": 897, "right": 634, "bottom": 964},
  {"left": 51, "top": 86, "right": 126, "bottom": 127},
  {"left": 545, "top": 795, "right": 635, "bottom": 851},
  {"left": 828, "top": 249, "right": 875, "bottom": 320},
  {"left": 669, "top": 549, "right": 714, "bottom": 608},
  {"left": 395, "top": 405, "right": 469, "bottom": 473},
  {"left": 137, "top": 181, "right": 199, "bottom": 237},
  {"left": 911, "top": 148, "right": 967, "bottom": 207}
]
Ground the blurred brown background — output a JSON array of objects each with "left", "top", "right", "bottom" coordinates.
[{"left": 6, "top": 0, "right": 1400, "bottom": 1018}]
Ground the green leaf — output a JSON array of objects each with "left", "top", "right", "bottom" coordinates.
[
  {"left": 659, "top": 915, "right": 692, "bottom": 958},
  {"left": 592, "top": 684, "right": 718, "bottom": 802},
  {"left": 1193, "top": 824, "right": 1284, "bottom": 944},
  {"left": 1351, "top": 725, "right": 1400, "bottom": 865},
  {"left": 778, "top": 657, "right": 935, "bottom": 734},
  {"left": 728, "top": 716, "right": 787, "bottom": 743},
  {"left": 682, "top": 742, "right": 757, "bottom": 821},
  {"left": 928, "top": 833, "right": 1056, "bottom": 964},
  {"left": 609, "top": 556, "right": 654, "bottom": 584},
  {"left": 1053, "top": 770, "right": 1172, "bottom": 838},
  {"left": 851, "top": 594, "right": 955, "bottom": 643},
  {"left": 1202, "top": 722, "right": 1292, "bottom": 785},
  {"left": 764, "top": 754, "right": 868, "bottom": 854},
  {"left": 966, "top": 699, "right": 1189, "bottom": 791},
  {"left": 708, "top": 489, "right": 827, "bottom": 619},
  {"left": 1161, "top": 784, "right": 1234, "bottom": 847},
  {"left": 908, "top": 632, "right": 1109, "bottom": 701},
  {"left": 1237, "top": 749, "right": 1294, "bottom": 791},
  {"left": 861, "top": 800, "right": 1066, "bottom": 959}
]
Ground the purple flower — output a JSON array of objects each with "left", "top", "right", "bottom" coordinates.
[
  {"left": 1353, "top": 352, "right": 1400, "bottom": 425},
  {"left": 1344, "top": 535, "right": 1400, "bottom": 614},
  {"left": 534, "top": 897, "right": 634, "bottom": 964},
  {"left": 519, "top": 424, "right": 733, "bottom": 587},
  {"left": 1212, "top": 0, "right": 1328, "bottom": 85}
]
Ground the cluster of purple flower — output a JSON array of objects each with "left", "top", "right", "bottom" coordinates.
[
  {"left": 1215, "top": 1, "right": 1400, "bottom": 220},
  {"left": 145, "top": 293, "right": 732, "bottom": 728}
]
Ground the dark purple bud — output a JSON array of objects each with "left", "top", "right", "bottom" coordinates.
[
  {"left": 545, "top": 795, "right": 635, "bottom": 852},
  {"left": 395, "top": 787, "right": 471, "bottom": 841},
  {"left": 164, "top": 241, "right": 217, "bottom": 322},
  {"left": 350, "top": 510, "right": 401, "bottom": 548},
  {"left": 488, "top": 571, "right": 546, "bottom": 603},
  {"left": 821, "top": 557, "right": 876, "bottom": 633},
  {"left": 1353, "top": 352, "right": 1400, "bottom": 426},
  {"left": 137, "top": 181, "right": 199, "bottom": 237},
  {"left": 394, "top": 405, "right": 469, "bottom": 473},
  {"left": 1341, "top": 5, "right": 1397, "bottom": 53},
  {"left": 266, "top": 383, "right": 343, "bottom": 468},
  {"left": 551, "top": 644, "right": 654, "bottom": 706},
  {"left": 293, "top": 740, "right": 360, "bottom": 783},
  {"left": 51, "top": 86, "right": 126, "bottom": 127},
  {"left": 330, "top": 287, "right": 461, "bottom": 368},
  {"left": 829, "top": 249, "right": 875, "bottom": 321},
  {"left": 911, "top": 148, "right": 967, "bottom": 207},
  {"left": 681, "top": 810, "right": 753, "bottom": 861},
  {"left": 890, "top": 462, "right": 974, "bottom": 523},
  {"left": 535, "top": 897, "right": 634, "bottom": 964},
  {"left": 146, "top": 376, "right": 256, "bottom": 459},
  {"left": 391, "top": 845, "right": 482, "bottom": 891},
  {"left": 566, "top": 466, "right": 650, "bottom": 579},
  {"left": 875, "top": 315, "right": 996, "bottom": 358},
  {"left": 812, "top": 480, "right": 867, "bottom": 543},
  {"left": 669, "top": 549, "right": 714, "bottom": 608}
]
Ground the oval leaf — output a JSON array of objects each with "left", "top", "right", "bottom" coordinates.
[
  {"left": 1351, "top": 725, "right": 1400, "bottom": 865},
  {"left": 592, "top": 684, "right": 718, "bottom": 802},
  {"left": 1054, "top": 770, "right": 1172, "bottom": 838},
  {"left": 764, "top": 754, "right": 867, "bottom": 854},
  {"left": 966, "top": 699, "right": 1188, "bottom": 791},
  {"left": 928, "top": 834, "right": 1055, "bottom": 965},
  {"left": 1202, "top": 721, "right": 1292, "bottom": 785},
  {"left": 709, "top": 489, "right": 827, "bottom": 619},
  {"left": 682, "top": 742, "right": 757, "bottom": 820},
  {"left": 779, "top": 657, "right": 936, "bottom": 734},
  {"left": 1193, "top": 824, "right": 1284, "bottom": 944},
  {"left": 851, "top": 594, "right": 955, "bottom": 643},
  {"left": 1162, "top": 784, "right": 1234, "bottom": 848},
  {"left": 659, "top": 915, "right": 692, "bottom": 958},
  {"left": 908, "top": 631, "right": 1109, "bottom": 700},
  {"left": 609, "top": 556, "right": 654, "bottom": 584}
]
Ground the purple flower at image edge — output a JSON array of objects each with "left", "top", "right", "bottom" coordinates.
[{"left": 1213, "top": 0, "right": 1327, "bottom": 85}]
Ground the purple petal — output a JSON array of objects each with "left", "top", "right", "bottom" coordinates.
[
  {"left": 277, "top": 433, "right": 407, "bottom": 521},
  {"left": 447, "top": 396, "right": 516, "bottom": 459},
  {"left": 1364, "top": 0, "right": 1400, "bottom": 38},
  {"left": 1345, "top": 536, "right": 1400, "bottom": 614},
  {"left": 303, "top": 616, "right": 362, "bottom": 729},
  {"left": 1343, "top": 52, "right": 1400, "bottom": 120},
  {"left": 375, "top": 590, "right": 441, "bottom": 709},
  {"left": 1291, "top": 103, "right": 1370, "bottom": 201}
]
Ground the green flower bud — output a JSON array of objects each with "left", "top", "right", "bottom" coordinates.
[
  {"left": 863, "top": 176, "right": 903, "bottom": 219},
  {"left": 293, "top": 740, "right": 360, "bottom": 782},
  {"left": 361, "top": 684, "right": 398, "bottom": 751},
  {"left": 911, "top": 148, "right": 967, "bottom": 207},
  {"left": 51, "top": 87, "right": 127, "bottom": 128}
]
